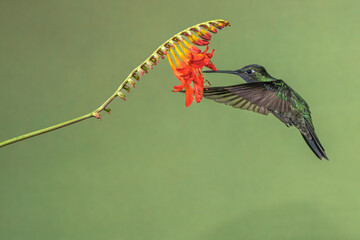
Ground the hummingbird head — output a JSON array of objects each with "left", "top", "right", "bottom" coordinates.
[
  {"left": 237, "top": 64, "right": 274, "bottom": 82},
  {"left": 203, "top": 64, "right": 274, "bottom": 83}
]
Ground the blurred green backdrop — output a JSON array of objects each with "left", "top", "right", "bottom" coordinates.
[{"left": 0, "top": 0, "right": 359, "bottom": 239}]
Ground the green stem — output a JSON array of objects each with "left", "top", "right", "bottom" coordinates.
[
  {"left": 0, "top": 59, "right": 129, "bottom": 148},
  {"left": 0, "top": 113, "right": 94, "bottom": 148},
  {"left": 0, "top": 91, "right": 121, "bottom": 148},
  {"left": 0, "top": 74, "right": 130, "bottom": 148}
]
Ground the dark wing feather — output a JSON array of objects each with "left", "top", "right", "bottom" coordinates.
[{"left": 203, "top": 80, "right": 291, "bottom": 115}]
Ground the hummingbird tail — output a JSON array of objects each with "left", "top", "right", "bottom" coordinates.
[{"left": 301, "top": 120, "right": 328, "bottom": 160}]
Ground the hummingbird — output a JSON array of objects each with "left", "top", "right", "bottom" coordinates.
[{"left": 202, "top": 64, "right": 328, "bottom": 160}]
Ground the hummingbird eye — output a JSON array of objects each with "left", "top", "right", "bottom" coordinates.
[{"left": 246, "top": 69, "right": 255, "bottom": 74}]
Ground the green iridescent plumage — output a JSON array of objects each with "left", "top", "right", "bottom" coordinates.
[{"left": 202, "top": 64, "right": 328, "bottom": 160}]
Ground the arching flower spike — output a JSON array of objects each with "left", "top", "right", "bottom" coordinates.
[{"left": 117, "top": 19, "right": 230, "bottom": 107}]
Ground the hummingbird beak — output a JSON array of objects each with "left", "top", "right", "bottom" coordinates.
[{"left": 202, "top": 70, "right": 238, "bottom": 75}]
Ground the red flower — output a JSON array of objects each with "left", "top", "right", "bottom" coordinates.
[{"left": 167, "top": 40, "right": 217, "bottom": 107}]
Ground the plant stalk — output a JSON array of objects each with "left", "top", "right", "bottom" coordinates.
[
  {"left": 0, "top": 91, "right": 120, "bottom": 148},
  {"left": 0, "top": 113, "right": 94, "bottom": 148}
]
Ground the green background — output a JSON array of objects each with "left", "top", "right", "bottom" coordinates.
[{"left": 0, "top": 0, "right": 359, "bottom": 239}]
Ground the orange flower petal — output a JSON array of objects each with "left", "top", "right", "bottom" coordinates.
[
  {"left": 206, "top": 48, "right": 215, "bottom": 58},
  {"left": 166, "top": 52, "right": 177, "bottom": 72},
  {"left": 182, "top": 41, "right": 201, "bottom": 54},
  {"left": 174, "top": 44, "right": 188, "bottom": 63},
  {"left": 201, "top": 24, "right": 218, "bottom": 33},
  {"left": 193, "top": 71, "right": 204, "bottom": 103},
  {"left": 169, "top": 48, "right": 182, "bottom": 68},
  {"left": 192, "top": 28, "right": 212, "bottom": 40},
  {"left": 172, "top": 81, "right": 185, "bottom": 92},
  {"left": 185, "top": 85, "right": 194, "bottom": 107},
  {"left": 205, "top": 61, "right": 217, "bottom": 71},
  {"left": 189, "top": 34, "right": 209, "bottom": 46}
]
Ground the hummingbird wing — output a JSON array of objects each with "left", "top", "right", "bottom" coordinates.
[
  {"left": 203, "top": 80, "right": 291, "bottom": 115},
  {"left": 203, "top": 80, "right": 328, "bottom": 160}
]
